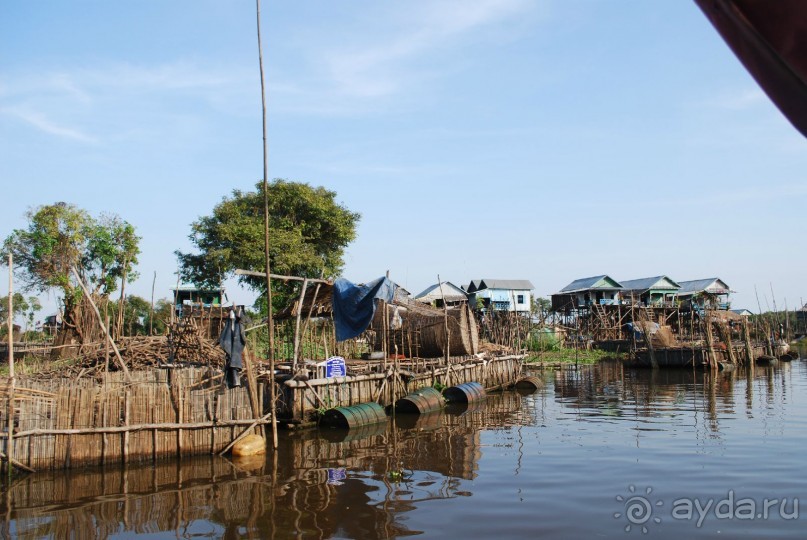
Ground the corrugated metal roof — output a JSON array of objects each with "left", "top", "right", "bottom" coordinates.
[
  {"left": 677, "top": 278, "right": 730, "bottom": 295},
  {"left": 620, "top": 276, "right": 681, "bottom": 292},
  {"left": 414, "top": 281, "right": 468, "bottom": 302},
  {"left": 559, "top": 275, "right": 622, "bottom": 293},
  {"left": 468, "top": 279, "right": 534, "bottom": 292}
]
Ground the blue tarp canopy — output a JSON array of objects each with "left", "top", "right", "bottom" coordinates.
[{"left": 332, "top": 277, "right": 397, "bottom": 342}]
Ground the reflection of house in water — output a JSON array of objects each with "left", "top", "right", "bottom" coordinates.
[{"left": 548, "top": 362, "right": 783, "bottom": 436}]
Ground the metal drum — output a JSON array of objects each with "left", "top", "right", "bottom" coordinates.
[
  {"left": 320, "top": 402, "right": 388, "bottom": 429},
  {"left": 443, "top": 382, "right": 485, "bottom": 404},
  {"left": 319, "top": 421, "right": 387, "bottom": 442},
  {"left": 514, "top": 376, "right": 542, "bottom": 392},
  {"left": 394, "top": 387, "right": 445, "bottom": 414}
]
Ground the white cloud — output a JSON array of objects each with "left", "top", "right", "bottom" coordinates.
[
  {"left": 1, "top": 105, "right": 97, "bottom": 143},
  {"left": 295, "top": 0, "right": 538, "bottom": 106}
]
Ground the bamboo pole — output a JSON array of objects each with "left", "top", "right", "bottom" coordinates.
[
  {"left": 70, "top": 267, "right": 132, "bottom": 382},
  {"left": 234, "top": 269, "right": 329, "bottom": 284},
  {"left": 3, "top": 417, "right": 279, "bottom": 438},
  {"left": 292, "top": 278, "right": 309, "bottom": 371},
  {"left": 255, "top": 0, "right": 278, "bottom": 450},
  {"left": 218, "top": 411, "right": 274, "bottom": 456},
  {"left": 149, "top": 271, "right": 156, "bottom": 336},
  {"left": 6, "top": 253, "right": 15, "bottom": 477}
]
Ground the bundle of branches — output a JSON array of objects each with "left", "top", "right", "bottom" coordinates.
[{"left": 27, "top": 334, "right": 226, "bottom": 381}]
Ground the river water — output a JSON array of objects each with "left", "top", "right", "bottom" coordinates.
[{"left": 4, "top": 353, "right": 807, "bottom": 539}]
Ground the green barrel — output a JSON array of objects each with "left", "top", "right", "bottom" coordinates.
[
  {"left": 394, "top": 387, "right": 445, "bottom": 414},
  {"left": 319, "top": 421, "right": 387, "bottom": 442},
  {"left": 443, "top": 382, "right": 485, "bottom": 404},
  {"left": 320, "top": 402, "right": 388, "bottom": 429}
]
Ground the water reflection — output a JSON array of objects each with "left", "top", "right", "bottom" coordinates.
[
  {"left": 1, "top": 392, "right": 529, "bottom": 539},
  {"left": 3, "top": 361, "right": 806, "bottom": 539}
]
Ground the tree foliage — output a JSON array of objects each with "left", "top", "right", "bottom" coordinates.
[
  {"left": 2, "top": 203, "right": 141, "bottom": 299},
  {"left": 0, "top": 293, "right": 40, "bottom": 326},
  {"left": 107, "top": 295, "right": 173, "bottom": 336},
  {"left": 2, "top": 203, "right": 141, "bottom": 349},
  {"left": 177, "top": 180, "right": 360, "bottom": 296}
]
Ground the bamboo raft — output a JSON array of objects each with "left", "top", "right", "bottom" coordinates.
[
  {"left": 0, "top": 354, "right": 523, "bottom": 470},
  {"left": 277, "top": 354, "right": 523, "bottom": 427}
]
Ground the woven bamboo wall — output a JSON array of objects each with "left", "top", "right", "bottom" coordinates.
[{"left": 0, "top": 367, "right": 263, "bottom": 470}]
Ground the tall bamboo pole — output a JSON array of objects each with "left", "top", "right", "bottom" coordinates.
[
  {"left": 292, "top": 278, "right": 308, "bottom": 371},
  {"left": 256, "top": 0, "right": 278, "bottom": 450},
  {"left": 149, "top": 271, "right": 156, "bottom": 336},
  {"left": 7, "top": 253, "right": 15, "bottom": 478},
  {"left": 6, "top": 254, "right": 12, "bottom": 377}
]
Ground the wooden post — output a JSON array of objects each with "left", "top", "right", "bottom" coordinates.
[
  {"left": 7, "top": 253, "right": 13, "bottom": 378},
  {"left": 437, "top": 277, "right": 450, "bottom": 365},
  {"left": 149, "top": 271, "right": 156, "bottom": 336},
  {"left": 116, "top": 255, "right": 129, "bottom": 339},
  {"left": 703, "top": 312, "right": 715, "bottom": 368},
  {"left": 6, "top": 253, "right": 15, "bottom": 477},
  {"left": 292, "top": 278, "right": 309, "bottom": 371},
  {"left": 255, "top": 0, "right": 278, "bottom": 450},
  {"left": 71, "top": 267, "right": 132, "bottom": 383},
  {"left": 743, "top": 318, "right": 755, "bottom": 366},
  {"left": 104, "top": 315, "right": 110, "bottom": 379}
]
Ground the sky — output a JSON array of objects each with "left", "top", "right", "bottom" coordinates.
[{"left": 2, "top": 0, "right": 806, "bottom": 320}]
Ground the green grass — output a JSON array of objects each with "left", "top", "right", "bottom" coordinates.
[{"left": 525, "top": 348, "right": 624, "bottom": 365}]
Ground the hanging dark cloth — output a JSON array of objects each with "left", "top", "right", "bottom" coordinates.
[
  {"left": 332, "top": 277, "right": 397, "bottom": 342},
  {"left": 219, "top": 308, "right": 248, "bottom": 388}
]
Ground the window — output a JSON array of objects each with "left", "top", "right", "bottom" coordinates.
[{"left": 517, "top": 295, "right": 525, "bottom": 304}]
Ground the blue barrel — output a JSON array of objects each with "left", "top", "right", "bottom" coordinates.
[
  {"left": 320, "top": 402, "right": 388, "bottom": 429},
  {"left": 394, "top": 387, "right": 444, "bottom": 414},
  {"left": 443, "top": 382, "right": 485, "bottom": 404}
]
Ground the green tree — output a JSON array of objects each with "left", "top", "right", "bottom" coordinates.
[
  {"left": 531, "top": 296, "right": 551, "bottom": 324},
  {"left": 176, "top": 180, "right": 360, "bottom": 307},
  {"left": 2, "top": 202, "right": 141, "bottom": 349}
]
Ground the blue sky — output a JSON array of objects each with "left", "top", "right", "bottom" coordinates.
[{"left": 2, "top": 0, "right": 805, "bottom": 317}]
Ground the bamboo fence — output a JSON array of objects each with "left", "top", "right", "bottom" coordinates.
[{"left": 0, "top": 367, "right": 266, "bottom": 471}]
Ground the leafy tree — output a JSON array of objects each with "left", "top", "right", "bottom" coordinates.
[
  {"left": 531, "top": 296, "right": 551, "bottom": 324},
  {"left": 177, "top": 180, "right": 360, "bottom": 308},
  {"left": 2, "top": 202, "right": 141, "bottom": 349}
]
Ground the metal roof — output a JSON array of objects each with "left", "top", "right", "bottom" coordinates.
[
  {"left": 677, "top": 278, "right": 730, "bottom": 295},
  {"left": 414, "top": 281, "right": 469, "bottom": 302},
  {"left": 619, "top": 276, "right": 681, "bottom": 292},
  {"left": 559, "top": 275, "right": 622, "bottom": 293},
  {"left": 467, "top": 279, "right": 534, "bottom": 292}
]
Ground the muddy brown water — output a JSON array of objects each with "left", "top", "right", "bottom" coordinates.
[{"left": 3, "top": 356, "right": 807, "bottom": 539}]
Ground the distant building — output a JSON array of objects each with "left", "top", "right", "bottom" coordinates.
[
  {"left": 619, "top": 276, "right": 681, "bottom": 307},
  {"left": 676, "top": 278, "right": 731, "bottom": 311},
  {"left": 731, "top": 308, "right": 753, "bottom": 317},
  {"left": 466, "top": 279, "right": 534, "bottom": 313},
  {"left": 414, "top": 281, "right": 468, "bottom": 308},
  {"left": 172, "top": 285, "right": 226, "bottom": 317},
  {"left": 551, "top": 275, "right": 622, "bottom": 313}
]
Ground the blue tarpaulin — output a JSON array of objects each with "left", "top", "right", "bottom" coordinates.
[{"left": 332, "top": 277, "right": 397, "bottom": 342}]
